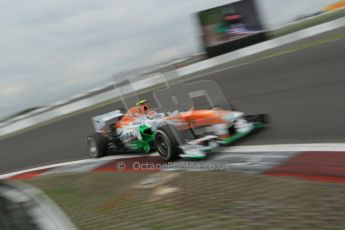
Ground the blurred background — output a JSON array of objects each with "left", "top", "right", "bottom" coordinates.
[
  {"left": 0, "top": 0, "right": 341, "bottom": 120},
  {"left": 1, "top": 0, "right": 345, "bottom": 229}
]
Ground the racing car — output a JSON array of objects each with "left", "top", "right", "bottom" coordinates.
[{"left": 86, "top": 100, "right": 268, "bottom": 161}]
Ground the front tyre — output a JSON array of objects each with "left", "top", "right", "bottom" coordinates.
[
  {"left": 86, "top": 133, "right": 107, "bottom": 158},
  {"left": 154, "top": 125, "right": 182, "bottom": 161}
]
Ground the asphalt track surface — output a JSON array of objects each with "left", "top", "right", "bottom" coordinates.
[{"left": 1, "top": 27, "right": 345, "bottom": 174}]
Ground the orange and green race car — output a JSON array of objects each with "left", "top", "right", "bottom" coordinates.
[{"left": 86, "top": 100, "right": 268, "bottom": 161}]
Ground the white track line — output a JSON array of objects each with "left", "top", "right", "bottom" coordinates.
[
  {"left": 1, "top": 143, "right": 345, "bottom": 179},
  {"left": 219, "top": 143, "right": 345, "bottom": 152},
  {"left": 0, "top": 154, "right": 143, "bottom": 180}
]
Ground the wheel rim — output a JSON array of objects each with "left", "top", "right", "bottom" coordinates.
[
  {"left": 87, "top": 138, "right": 98, "bottom": 157},
  {"left": 156, "top": 133, "right": 170, "bottom": 159}
]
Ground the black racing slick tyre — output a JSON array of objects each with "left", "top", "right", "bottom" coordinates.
[
  {"left": 154, "top": 125, "right": 182, "bottom": 161},
  {"left": 86, "top": 133, "right": 107, "bottom": 158}
]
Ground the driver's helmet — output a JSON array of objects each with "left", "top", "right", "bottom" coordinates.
[
  {"left": 136, "top": 100, "right": 158, "bottom": 119},
  {"left": 136, "top": 99, "right": 149, "bottom": 114},
  {"left": 136, "top": 99, "right": 148, "bottom": 107}
]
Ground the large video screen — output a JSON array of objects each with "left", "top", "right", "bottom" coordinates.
[{"left": 198, "top": 0, "right": 265, "bottom": 57}]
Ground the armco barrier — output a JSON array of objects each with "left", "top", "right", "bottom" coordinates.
[{"left": 1, "top": 17, "right": 345, "bottom": 138}]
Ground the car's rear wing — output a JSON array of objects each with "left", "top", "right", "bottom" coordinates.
[{"left": 91, "top": 110, "right": 124, "bottom": 133}]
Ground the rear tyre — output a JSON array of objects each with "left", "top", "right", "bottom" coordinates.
[
  {"left": 154, "top": 125, "right": 182, "bottom": 161},
  {"left": 86, "top": 133, "right": 107, "bottom": 158}
]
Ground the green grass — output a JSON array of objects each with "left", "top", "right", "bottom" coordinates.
[{"left": 23, "top": 171, "right": 345, "bottom": 230}]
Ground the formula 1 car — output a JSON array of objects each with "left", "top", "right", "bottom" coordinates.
[{"left": 86, "top": 100, "right": 268, "bottom": 161}]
